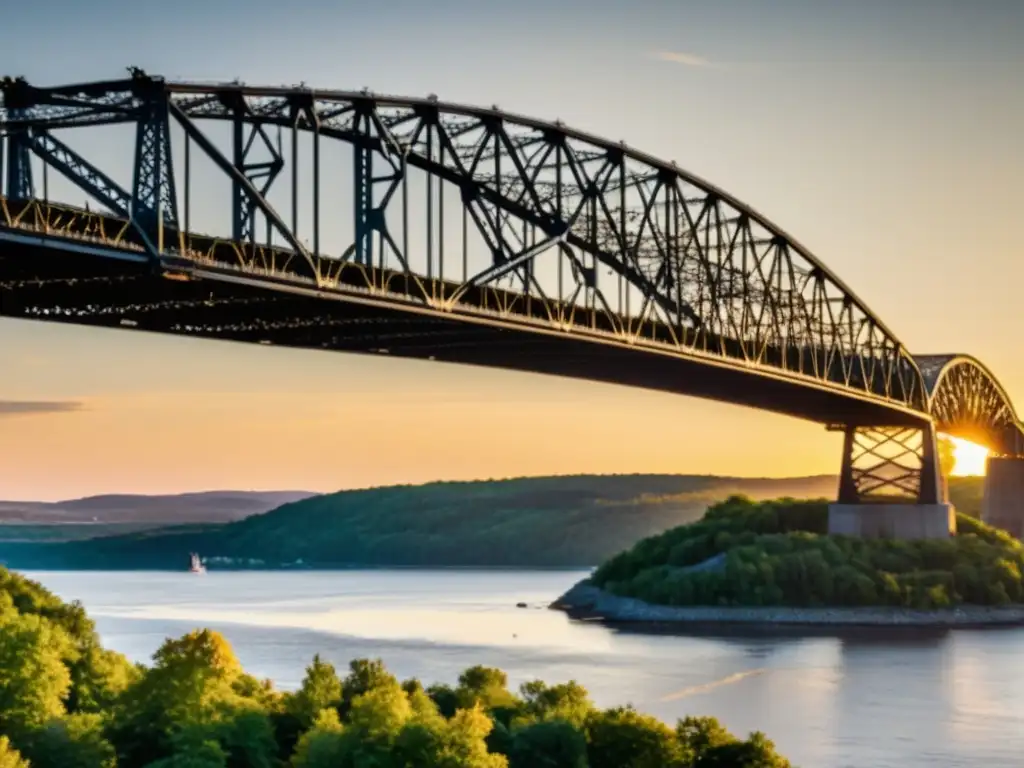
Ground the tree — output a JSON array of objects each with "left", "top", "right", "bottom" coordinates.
[
  {"left": 438, "top": 705, "right": 508, "bottom": 768},
  {"left": 21, "top": 713, "right": 116, "bottom": 768},
  {"left": 586, "top": 707, "right": 683, "bottom": 768},
  {"left": 518, "top": 681, "right": 593, "bottom": 728},
  {"left": 275, "top": 654, "right": 343, "bottom": 757},
  {"left": 427, "top": 684, "right": 460, "bottom": 718},
  {"left": 675, "top": 716, "right": 735, "bottom": 764},
  {"left": 340, "top": 658, "right": 397, "bottom": 715},
  {"left": 67, "top": 641, "right": 140, "bottom": 714},
  {"left": 213, "top": 706, "right": 278, "bottom": 768},
  {"left": 0, "top": 737, "right": 29, "bottom": 768},
  {"left": 289, "top": 709, "right": 347, "bottom": 768},
  {"left": 695, "top": 731, "right": 791, "bottom": 767},
  {"left": 110, "top": 630, "right": 247, "bottom": 766},
  {"left": 142, "top": 730, "right": 228, "bottom": 768},
  {"left": 346, "top": 679, "right": 412, "bottom": 743},
  {"left": 392, "top": 705, "right": 508, "bottom": 768},
  {"left": 0, "top": 611, "right": 73, "bottom": 734},
  {"left": 457, "top": 666, "right": 518, "bottom": 711},
  {"left": 509, "top": 720, "right": 587, "bottom": 768},
  {"left": 288, "top": 655, "right": 341, "bottom": 730}
]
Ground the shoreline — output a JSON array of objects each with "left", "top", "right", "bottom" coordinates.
[
  {"left": 550, "top": 580, "right": 1024, "bottom": 628},
  {"left": 7, "top": 563, "right": 594, "bottom": 573}
]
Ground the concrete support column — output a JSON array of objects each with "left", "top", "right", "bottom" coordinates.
[
  {"left": 828, "top": 422, "right": 955, "bottom": 540},
  {"left": 828, "top": 503, "right": 955, "bottom": 539},
  {"left": 982, "top": 456, "right": 1024, "bottom": 538}
]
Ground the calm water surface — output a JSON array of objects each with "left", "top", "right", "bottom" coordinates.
[{"left": 26, "top": 569, "right": 1024, "bottom": 768}]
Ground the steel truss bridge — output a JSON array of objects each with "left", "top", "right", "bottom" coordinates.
[{"left": 1, "top": 70, "right": 1020, "bottom": 505}]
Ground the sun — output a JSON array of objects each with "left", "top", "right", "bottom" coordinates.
[{"left": 948, "top": 436, "right": 989, "bottom": 477}]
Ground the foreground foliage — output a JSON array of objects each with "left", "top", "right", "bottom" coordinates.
[
  {"left": 593, "top": 496, "right": 1022, "bottom": 609},
  {"left": 0, "top": 567, "right": 790, "bottom": 767}
]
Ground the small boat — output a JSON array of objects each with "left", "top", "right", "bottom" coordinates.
[{"left": 188, "top": 553, "right": 206, "bottom": 574}]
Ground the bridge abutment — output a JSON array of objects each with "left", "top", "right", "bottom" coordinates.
[
  {"left": 827, "top": 423, "right": 956, "bottom": 539},
  {"left": 982, "top": 456, "right": 1024, "bottom": 538}
]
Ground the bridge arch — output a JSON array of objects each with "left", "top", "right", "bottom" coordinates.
[
  {"left": 0, "top": 73, "right": 928, "bottom": 420},
  {"left": 917, "top": 354, "right": 1024, "bottom": 455}
]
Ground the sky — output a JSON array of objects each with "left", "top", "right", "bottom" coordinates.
[{"left": 1, "top": 0, "right": 1022, "bottom": 500}]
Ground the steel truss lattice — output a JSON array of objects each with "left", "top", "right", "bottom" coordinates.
[
  {"left": 837, "top": 426, "right": 942, "bottom": 505},
  {"left": 917, "top": 355, "right": 1024, "bottom": 457},
  {"left": 1, "top": 70, "right": 1022, "bottom": 466}
]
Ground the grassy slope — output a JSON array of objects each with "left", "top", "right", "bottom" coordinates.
[{"left": 0, "top": 474, "right": 838, "bottom": 570}]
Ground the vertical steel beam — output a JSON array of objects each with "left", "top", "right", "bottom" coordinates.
[
  {"left": 230, "top": 112, "right": 283, "bottom": 245},
  {"left": 131, "top": 81, "right": 178, "bottom": 245},
  {"left": 312, "top": 127, "right": 320, "bottom": 257},
  {"left": 4, "top": 123, "right": 33, "bottom": 200},
  {"left": 232, "top": 113, "right": 245, "bottom": 242},
  {"left": 426, "top": 124, "right": 433, "bottom": 279},
  {"left": 291, "top": 120, "right": 298, "bottom": 239},
  {"left": 353, "top": 111, "right": 373, "bottom": 268},
  {"left": 837, "top": 426, "right": 858, "bottom": 504},
  {"left": 918, "top": 422, "right": 942, "bottom": 504}
]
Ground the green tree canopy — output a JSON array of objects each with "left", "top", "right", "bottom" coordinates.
[
  {"left": 20, "top": 713, "right": 116, "bottom": 768},
  {"left": 287, "top": 654, "right": 342, "bottom": 731},
  {"left": 518, "top": 681, "right": 593, "bottom": 729},
  {"left": 0, "top": 736, "right": 29, "bottom": 768},
  {"left": 585, "top": 707, "right": 683, "bottom": 768},
  {"left": 456, "top": 666, "right": 519, "bottom": 712},
  {"left": 289, "top": 709, "right": 346, "bottom": 768},
  {"left": 0, "top": 611, "right": 73, "bottom": 734},
  {"left": 509, "top": 719, "right": 588, "bottom": 768}
]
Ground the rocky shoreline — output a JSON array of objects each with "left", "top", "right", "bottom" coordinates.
[{"left": 550, "top": 579, "right": 1024, "bottom": 627}]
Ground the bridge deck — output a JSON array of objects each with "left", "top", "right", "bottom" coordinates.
[{"left": 0, "top": 220, "right": 926, "bottom": 429}]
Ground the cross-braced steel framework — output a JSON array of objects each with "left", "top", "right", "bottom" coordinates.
[
  {"left": 1, "top": 70, "right": 1021, "bottom": 505},
  {"left": 836, "top": 426, "right": 942, "bottom": 505}
]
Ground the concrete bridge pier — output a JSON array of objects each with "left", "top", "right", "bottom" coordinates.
[
  {"left": 827, "top": 423, "right": 956, "bottom": 540},
  {"left": 982, "top": 456, "right": 1024, "bottom": 538}
]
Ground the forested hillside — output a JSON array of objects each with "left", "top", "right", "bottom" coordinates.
[{"left": 0, "top": 474, "right": 840, "bottom": 570}]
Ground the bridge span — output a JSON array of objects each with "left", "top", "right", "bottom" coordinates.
[{"left": 1, "top": 70, "right": 1021, "bottom": 537}]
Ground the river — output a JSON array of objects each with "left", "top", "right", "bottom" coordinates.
[{"left": 25, "top": 569, "right": 1024, "bottom": 768}]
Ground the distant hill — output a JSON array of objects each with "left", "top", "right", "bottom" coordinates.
[
  {"left": 0, "top": 491, "right": 317, "bottom": 541},
  {"left": 0, "top": 474, "right": 837, "bottom": 569},
  {"left": 0, "top": 474, "right": 985, "bottom": 570}
]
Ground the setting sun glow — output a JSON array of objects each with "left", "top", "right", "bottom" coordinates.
[{"left": 948, "top": 436, "right": 989, "bottom": 477}]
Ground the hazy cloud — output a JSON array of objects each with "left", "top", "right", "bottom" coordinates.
[
  {"left": 0, "top": 401, "right": 84, "bottom": 416},
  {"left": 650, "top": 51, "right": 715, "bottom": 68}
]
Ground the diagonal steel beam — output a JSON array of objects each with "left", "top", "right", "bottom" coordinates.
[
  {"left": 27, "top": 129, "right": 131, "bottom": 217},
  {"left": 448, "top": 232, "right": 565, "bottom": 306},
  {"left": 167, "top": 101, "right": 318, "bottom": 282}
]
